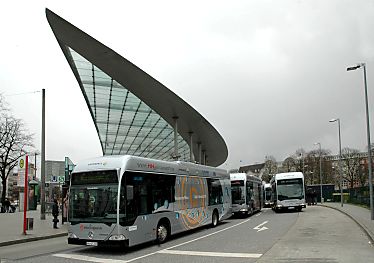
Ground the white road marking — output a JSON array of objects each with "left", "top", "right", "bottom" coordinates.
[
  {"left": 159, "top": 249, "right": 262, "bottom": 258},
  {"left": 255, "top": 212, "right": 262, "bottom": 217},
  {"left": 164, "top": 218, "right": 251, "bottom": 251},
  {"left": 54, "top": 218, "right": 254, "bottom": 263},
  {"left": 54, "top": 253, "right": 128, "bottom": 263},
  {"left": 125, "top": 218, "right": 253, "bottom": 262},
  {"left": 253, "top": 221, "right": 269, "bottom": 232}
]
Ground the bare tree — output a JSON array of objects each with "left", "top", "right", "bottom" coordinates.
[
  {"left": 357, "top": 161, "right": 367, "bottom": 187},
  {"left": 341, "top": 147, "right": 362, "bottom": 189},
  {"left": 294, "top": 148, "right": 306, "bottom": 173},
  {"left": 262, "top": 155, "right": 277, "bottom": 183},
  {"left": 0, "top": 96, "right": 34, "bottom": 203},
  {"left": 282, "top": 156, "right": 296, "bottom": 172}
]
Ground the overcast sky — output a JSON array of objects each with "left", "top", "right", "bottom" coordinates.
[{"left": 1, "top": 0, "right": 374, "bottom": 171}]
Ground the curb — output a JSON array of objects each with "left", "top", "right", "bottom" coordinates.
[
  {"left": 320, "top": 204, "right": 374, "bottom": 245},
  {"left": 0, "top": 232, "right": 67, "bottom": 247}
]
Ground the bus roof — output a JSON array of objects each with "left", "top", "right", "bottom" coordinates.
[
  {"left": 230, "top": 173, "right": 262, "bottom": 183},
  {"left": 273, "top": 172, "right": 304, "bottom": 180},
  {"left": 72, "top": 155, "right": 228, "bottom": 179}
]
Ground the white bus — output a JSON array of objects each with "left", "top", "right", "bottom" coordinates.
[
  {"left": 270, "top": 172, "right": 306, "bottom": 212},
  {"left": 230, "top": 173, "right": 262, "bottom": 216},
  {"left": 263, "top": 183, "right": 272, "bottom": 208},
  {"left": 67, "top": 155, "right": 232, "bottom": 247}
]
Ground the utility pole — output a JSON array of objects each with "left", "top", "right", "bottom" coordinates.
[{"left": 41, "top": 89, "right": 46, "bottom": 220}]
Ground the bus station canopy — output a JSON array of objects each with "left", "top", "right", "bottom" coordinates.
[{"left": 46, "top": 9, "right": 228, "bottom": 167}]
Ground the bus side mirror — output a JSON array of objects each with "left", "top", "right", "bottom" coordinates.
[{"left": 127, "top": 185, "right": 134, "bottom": 200}]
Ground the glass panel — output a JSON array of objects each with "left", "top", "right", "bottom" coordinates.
[{"left": 67, "top": 46, "right": 191, "bottom": 162}]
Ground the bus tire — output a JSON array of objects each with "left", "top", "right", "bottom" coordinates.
[
  {"left": 249, "top": 206, "right": 254, "bottom": 216},
  {"left": 156, "top": 220, "right": 170, "bottom": 244},
  {"left": 212, "top": 210, "right": 219, "bottom": 227}
]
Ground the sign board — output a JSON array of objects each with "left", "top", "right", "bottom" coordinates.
[
  {"left": 58, "top": 176, "right": 64, "bottom": 183},
  {"left": 17, "top": 157, "right": 26, "bottom": 186}
]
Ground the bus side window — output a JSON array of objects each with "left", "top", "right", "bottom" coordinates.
[
  {"left": 151, "top": 174, "right": 175, "bottom": 212},
  {"left": 246, "top": 181, "right": 251, "bottom": 203},
  {"left": 208, "top": 179, "right": 223, "bottom": 205}
]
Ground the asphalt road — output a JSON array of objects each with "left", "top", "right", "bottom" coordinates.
[{"left": 1, "top": 206, "right": 373, "bottom": 263}]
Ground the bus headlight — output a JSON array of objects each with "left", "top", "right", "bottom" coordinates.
[
  {"left": 109, "top": 234, "right": 126, "bottom": 241},
  {"left": 68, "top": 232, "right": 78, "bottom": 239},
  {"left": 277, "top": 204, "right": 283, "bottom": 208}
]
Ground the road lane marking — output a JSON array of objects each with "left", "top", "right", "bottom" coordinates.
[
  {"left": 253, "top": 221, "right": 269, "bottom": 232},
  {"left": 256, "top": 212, "right": 262, "bottom": 217},
  {"left": 164, "top": 218, "right": 252, "bottom": 251},
  {"left": 159, "top": 249, "right": 262, "bottom": 258},
  {"left": 125, "top": 218, "right": 253, "bottom": 263},
  {"left": 53, "top": 253, "right": 128, "bottom": 263},
  {"left": 54, "top": 218, "right": 254, "bottom": 263}
]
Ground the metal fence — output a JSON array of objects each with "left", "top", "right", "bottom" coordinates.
[{"left": 346, "top": 186, "right": 374, "bottom": 208}]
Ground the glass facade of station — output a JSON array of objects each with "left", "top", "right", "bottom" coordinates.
[{"left": 67, "top": 47, "right": 190, "bottom": 161}]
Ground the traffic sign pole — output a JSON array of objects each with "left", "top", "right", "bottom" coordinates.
[{"left": 23, "top": 156, "right": 28, "bottom": 235}]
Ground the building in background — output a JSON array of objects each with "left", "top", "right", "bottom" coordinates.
[{"left": 45, "top": 160, "right": 65, "bottom": 202}]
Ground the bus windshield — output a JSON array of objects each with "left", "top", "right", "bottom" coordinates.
[
  {"left": 69, "top": 170, "right": 120, "bottom": 224},
  {"left": 265, "top": 188, "right": 272, "bottom": 201},
  {"left": 69, "top": 185, "right": 119, "bottom": 223},
  {"left": 277, "top": 179, "right": 304, "bottom": 201},
  {"left": 231, "top": 180, "right": 245, "bottom": 204}
]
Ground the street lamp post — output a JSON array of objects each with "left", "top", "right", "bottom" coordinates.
[
  {"left": 41, "top": 89, "right": 46, "bottom": 220},
  {"left": 314, "top": 142, "right": 323, "bottom": 203},
  {"left": 347, "top": 63, "right": 374, "bottom": 220},
  {"left": 330, "top": 118, "right": 343, "bottom": 207}
]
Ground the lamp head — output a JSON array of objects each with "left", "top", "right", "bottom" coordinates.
[
  {"left": 347, "top": 63, "right": 365, "bottom": 71},
  {"left": 329, "top": 118, "right": 338, "bottom": 123}
]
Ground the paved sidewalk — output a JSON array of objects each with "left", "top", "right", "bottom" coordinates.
[
  {"left": 321, "top": 202, "right": 374, "bottom": 243},
  {"left": 0, "top": 205, "right": 67, "bottom": 247}
]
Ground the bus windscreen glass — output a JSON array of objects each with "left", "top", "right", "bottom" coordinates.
[
  {"left": 69, "top": 170, "right": 119, "bottom": 223},
  {"left": 231, "top": 180, "right": 245, "bottom": 204},
  {"left": 265, "top": 188, "right": 272, "bottom": 201},
  {"left": 277, "top": 178, "right": 304, "bottom": 201}
]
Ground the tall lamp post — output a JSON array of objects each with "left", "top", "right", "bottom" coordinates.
[
  {"left": 330, "top": 118, "right": 343, "bottom": 207},
  {"left": 41, "top": 89, "right": 46, "bottom": 220},
  {"left": 314, "top": 142, "right": 323, "bottom": 203},
  {"left": 347, "top": 63, "right": 373, "bottom": 220}
]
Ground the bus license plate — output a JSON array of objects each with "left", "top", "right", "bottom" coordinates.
[
  {"left": 86, "top": 241, "right": 98, "bottom": 246},
  {"left": 288, "top": 207, "right": 295, "bottom": 210}
]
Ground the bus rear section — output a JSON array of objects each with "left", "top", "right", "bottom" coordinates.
[
  {"left": 230, "top": 173, "right": 262, "bottom": 216},
  {"left": 271, "top": 172, "right": 306, "bottom": 212}
]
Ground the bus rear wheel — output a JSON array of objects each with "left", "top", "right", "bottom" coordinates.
[
  {"left": 212, "top": 211, "right": 219, "bottom": 227},
  {"left": 156, "top": 221, "right": 169, "bottom": 244},
  {"left": 248, "top": 206, "right": 254, "bottom": 216}
]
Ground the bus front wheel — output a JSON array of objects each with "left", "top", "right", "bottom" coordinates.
[
  {"left": 212, "top": 211, "right": 219, "bottom": 227},
  {"left": 156, "top": 221, "right": 169, "bottom": 243}
]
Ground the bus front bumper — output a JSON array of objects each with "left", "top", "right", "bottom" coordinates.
[{"left": 68, "top": 237, "right": 129, "bottom": 247}]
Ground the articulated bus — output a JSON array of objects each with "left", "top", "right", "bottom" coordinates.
[
  {"left": 270, "top": 172, "right": 306, "bottom": 212},
  {"left": 230, "top": 173, "right": 262, "bottom": 216},
  {"left": 67, "top": 155, "right": 232, "bottom": 247},
  {"left": 263, "top": 183, "right": 272, "bottom": 208}
]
